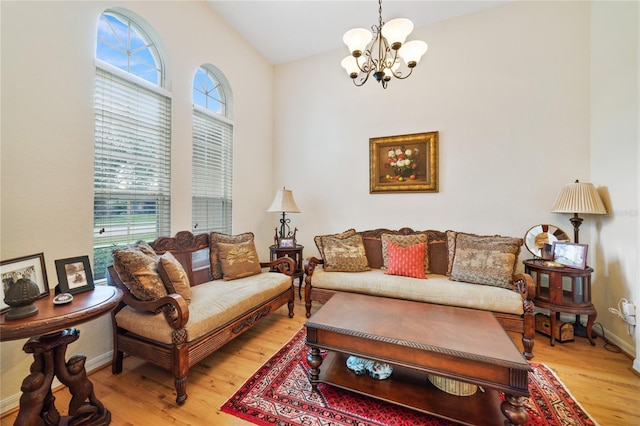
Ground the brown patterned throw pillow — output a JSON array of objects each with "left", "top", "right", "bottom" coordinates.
[
  {"left": 314, "top": 229, "right": 357, "bottom": 262},
  {"left": 158, "top": 251, "right": 192, "bottom": 303},
  {"left": 381, "top": 233, "right": 429, "bottom": 274},
  {"left": 112, "top": 248, "right": 167, "bottom": 301},
  {"left": 449, "top": 232, "right": 523, "bottom": 290},
  {"left": 210, "top": 232, "right": 255, "bottom": 280},
  {"left": 445, "top": 230, "right": 457, "bottom": 276},
  {"left": 217, "top": 240, "right": 262, "bottom": 281},
  {"left": 322, "top": 234, "right": 370, "bottom": 272}
]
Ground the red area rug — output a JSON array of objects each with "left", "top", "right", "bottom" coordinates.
[{"left": 221, "top": 328, "right": 597, "bottom": 426}]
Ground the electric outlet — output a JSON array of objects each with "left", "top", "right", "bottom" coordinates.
[
  {"left": 622, "top": 301, "right": 636, "bottom": 317},
  {"left": 624, "top": 314, "right": 636, "bottom": 326}
]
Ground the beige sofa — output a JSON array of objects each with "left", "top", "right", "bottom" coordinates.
[
  {"left": 107, "top": 231, "right": 296, "bottom": 405},
  {"left": 303, "top": 228, "right": 535, "bottom": 359}
]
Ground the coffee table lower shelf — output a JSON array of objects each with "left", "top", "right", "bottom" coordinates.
[{"left": 316, "top": 351, "right": 506, "bottom": 426}]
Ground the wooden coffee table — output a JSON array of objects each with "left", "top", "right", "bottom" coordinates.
[{"left": 304, "top": 293, "right": 532, "bottom": 426}]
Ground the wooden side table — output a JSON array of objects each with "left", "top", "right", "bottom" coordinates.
[
  {"left": 1, "top": 286, "right": 122, "bottom": 426},
  {"left": 523, "top": 259, "right": 596, "bottom": 346},
  {"left": 269, "top": 244, "right": 304, "bottom": 299}
]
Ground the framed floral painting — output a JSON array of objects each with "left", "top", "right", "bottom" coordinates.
[{"left": 369, "top": 131, "right": 439, "bottom": 193}]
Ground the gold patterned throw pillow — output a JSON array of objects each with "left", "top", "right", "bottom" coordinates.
[
  {"left": 321, "top": 234, "right": 370, "bottom": 272},
  {"left": 217, "top": 240, "right": 262, "bottom": 281},
  {"left": 381, "top": 233, "right": 429, "bottom": 274},
  {"left": 112, "top": 247, "right": 167, "bottom": 301},
  {"left": 314, "top": 229, "right": 357, "bottom": 263},
  {"left": 449, "top": 232, "right": 523, "bottom": 290},
  {"left": 210, "top": 232, "right": 255, "bottom": 280},
  {"left": 158, "top": 251, "right": 192, "bottom": 303}
]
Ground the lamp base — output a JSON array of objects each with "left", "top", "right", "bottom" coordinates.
[{"left": 5, "top": 304, "right": 38, "bottom": 320}]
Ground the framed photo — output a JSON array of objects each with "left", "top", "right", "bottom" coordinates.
[
  {"left": 55, "top": 256, "right": 95, "bottom": 294},
  {"left": 552, "top": 242, "right": 588, "bottom": 269},
  {"left": 278, "top": 238, "right": 296, "bottom": 248},
  {"left": 370, "top": 131, "right": 439, "bottom": 193},
  {"left": 1, "top": 253, "right": 50, "bottom": 313}
]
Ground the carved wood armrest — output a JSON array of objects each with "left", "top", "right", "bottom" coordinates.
[
  {"left": 303, "top": 257, "right": 323, "bottom": 281},
  {"left": 122, "top": 291, "right": 189, "bottom": 330},
  {"left": 513, "top": 273, "right": 536, "bottom": 301},
  {"left": 261, "top": 256, "right": 296, "bottom": 276}
]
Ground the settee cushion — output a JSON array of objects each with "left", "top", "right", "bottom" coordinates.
[
  {"left": 450, "top": 232, "right": 523, "bottom": 290},
  {"left": 381, "top": 233, "right": 429, "bottom": 274},
  {"left": 113, "top": 246, "right": 167, "bottom": 301},
  {"left": 217, "top": 240, "right": 262, "bottom": 281},
  {"left": 114, "top": 271, "right": 292, "bottom": 344},
  {"left": 158, "top": 251, "right": 192, "bottom": 303},
  {"left": 386, "top": 242, "right": 427, "bottom": 279},
  {"left": 209, "top": 232, "right": 255, "bottom": 280},
  {"left": 310, "top": 267, "right": 524, "bottom": 315},
  {"left": 322, "top": 234, "right": 370, "bottom": 272}
]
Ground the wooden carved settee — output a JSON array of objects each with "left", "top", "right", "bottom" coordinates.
[
  {"left": 304, "top": 228, "right": 536, "bottom": 359},
  {"left": 107, "top": 231, "right": 295, "bottom": 405}
]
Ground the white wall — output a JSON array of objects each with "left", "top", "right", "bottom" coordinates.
[
  {"left": 0, "top": 0, "right": 276, "bottom": 410},
  {"left": 274, "top": 1, "right": 638, "bottom": 358}
]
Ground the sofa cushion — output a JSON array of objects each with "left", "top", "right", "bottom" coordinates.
[
  {"left": 217, "top": 240, "right": 262, "bottom": 281},
  {"left": 386, "top": 242, "right": 427, "bottom": 279},
  {"left": 322, "top": 234, "right": 370, "bottom": 272},
  {"left": 210, "top": 232, "right": 254, "bottom": 280},
  {"left": 311, "top": 268, "right": 524, "bottom": 315},
  {"left": 381, "top": 233, "right": 429, "bottom": 274},
  {"left": 314, "top": 229, "right": 357, "bottom": 262},
  {"left": 449, "top": 232, "right": 523, "bottom": 290},
  {"left": 158, "top": 251, "right": 192, "bottom": 303},
  {"left": 113, "top": 247, "right": 167, "bottom": 301},
  {"left": 115, "top": 271, "right": 292, "bottom": 344}
]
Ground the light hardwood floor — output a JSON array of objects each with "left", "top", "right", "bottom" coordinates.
[{"left": 2, "top": 299, "right": 639, "bottom": 425}]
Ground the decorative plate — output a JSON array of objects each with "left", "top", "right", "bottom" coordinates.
[{"left": 524, "top": 224, "right": 570, "bottom": 257}]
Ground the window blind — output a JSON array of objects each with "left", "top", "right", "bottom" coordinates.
[
  {"left": 192, "top": 107, "right": 233, "bottom": 234},
  {"left": 94, "top": 67, "right": 171, "bottom": 281}
]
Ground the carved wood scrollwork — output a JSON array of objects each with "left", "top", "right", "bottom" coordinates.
[
  {"left": 150, "top": 231, "right": 209, "bottom": 253},
  {"left": 232, "top": 306, "right": 271, "bottom": 334}
]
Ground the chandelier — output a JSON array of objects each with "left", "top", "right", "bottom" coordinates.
[{"left": 341, "top": 0, "right": 428, "bottom": 89}]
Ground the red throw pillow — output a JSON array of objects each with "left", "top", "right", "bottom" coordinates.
[{"left": 385, "top": 241, "right": 427, "bottom": 279}]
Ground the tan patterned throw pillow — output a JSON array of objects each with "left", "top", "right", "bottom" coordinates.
[
  {"left": 314, "top": 229, "right": 357, "bottom": 262},
  {"left": 445, "top": 230, "right": 457, "bottom": 276},
  {"left": 158, "top": 251, "right": 192, "bottom": 303},
  {"left": 210, "top": 232, "right": 255, "bottom": 280},
  {"left": 381, "top": 233, "right": 429, "bottom": 274},
  {"left": 322, "top": 234, "right": 370, "bottom": 272},
  {"left": 113, "top": 248, "right": 167, "bottom": 301},
  {"left": 449, "top": 232, "right": 523, "bottom": 290},
  {"left": 217, "top": 240, "right": 262, "bottom": 281}
]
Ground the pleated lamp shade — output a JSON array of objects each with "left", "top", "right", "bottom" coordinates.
[
  {"left": 551, "top": 181, "right": 607, "bottom": 215},
  {"left": 267, "top": 188, "right": 300, "bottom": 213}
]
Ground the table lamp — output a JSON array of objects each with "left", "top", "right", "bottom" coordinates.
[
  {"left": 267, "top": 187, "right": 300, "bottom": 242},
  {"left": 551, "top": 180, "right": 607, "bottom": 244}
]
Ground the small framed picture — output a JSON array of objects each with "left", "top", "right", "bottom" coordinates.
[
  {"left": 552, "top": 242, "right": 588, "bottom": 269},
  {"left": 278, "top": 238, "right": 295, "bottom": 248},
  {"left": 55, "top": 256, "right": 95, "bottom": 294},
  {"left": 1, "top": 253, "right": 50, "bottom": 313}
]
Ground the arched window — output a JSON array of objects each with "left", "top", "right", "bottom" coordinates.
[
  {"left": 192, "top": 65, "right": 233, "bottom": 233},
  {"left": 93, "top": 10, "right": 171, "bottom": 281}
]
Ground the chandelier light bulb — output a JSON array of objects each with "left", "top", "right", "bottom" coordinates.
[
  {"left": 381, "top": 18, "right": 414, "bottom": 49},
  {"left": 343, "top": 28, "right": 372, "bottom": 56},
  {"left": 398, "top": 40, "right": 428, "bottom": 67}
]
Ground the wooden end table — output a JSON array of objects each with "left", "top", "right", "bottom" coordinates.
[
  {"left": 304, "top": 293, "right": 532, "bottom": 426},
  {"left": 269, "top": 244, "right": 304, "bottom": 299},
  {"left": 1, "top": 286, "right": 122, "bottom": 426},
  {"left": 523, "top": 259, "right": 596, "bottom": 346}
]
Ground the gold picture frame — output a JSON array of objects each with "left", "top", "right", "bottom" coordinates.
[{"left": 370, "top": 131, "right": 439, "bottom": 193}]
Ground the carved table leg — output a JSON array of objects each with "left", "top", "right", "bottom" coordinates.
[
  {"left": 306, "top": 346, "right": 323, "bottom": 392},
  {"left": 19, "top": 328, "right": 111, "bottom": 426},
  {"left": 500, "top": 393, "right": 529, "bottom": 426}
]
